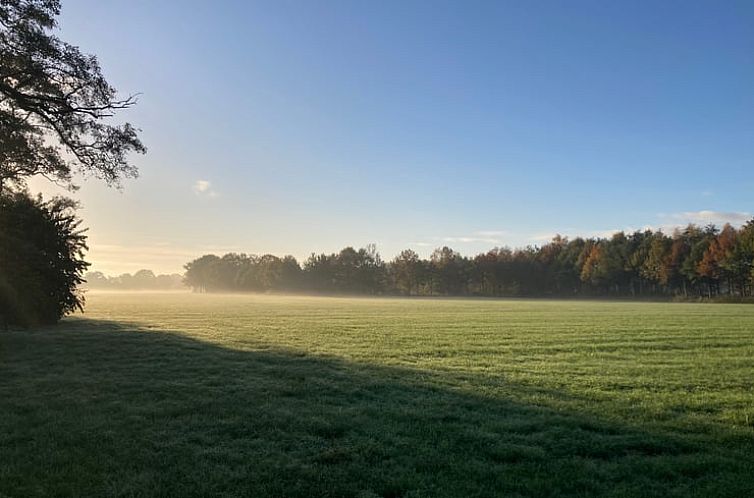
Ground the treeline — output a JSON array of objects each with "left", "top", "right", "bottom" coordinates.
[
  {"left": 183, "top": 222, "right": 754, "bottom": 299},
  {"left": 84, "top": 270, "right": 184, "bottom": 290}
]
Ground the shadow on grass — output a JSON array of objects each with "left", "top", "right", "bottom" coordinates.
[{"left": 1, "top": 319, "right": 752, "bottom": 498}]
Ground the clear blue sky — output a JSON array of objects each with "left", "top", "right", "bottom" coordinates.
[{"left": 33, "top": 0, "right": 754, "bottom": 274}]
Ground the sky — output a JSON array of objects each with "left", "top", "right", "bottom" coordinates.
[{"left": 31, "top": 0, "right": 754, "bottom": 275}]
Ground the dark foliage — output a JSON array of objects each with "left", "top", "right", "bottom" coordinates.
[
  {"left": 184, "top": 222, "right": 754, "bottom": 299},
  {"left": 0, "top": 190, "right": 89, "bottom": 325},
  {"left": 0, "top": 0, "right": 144, "bottom": 325},
  {"left": 0, "top": 0, "right": 145, "bottom": 191}
]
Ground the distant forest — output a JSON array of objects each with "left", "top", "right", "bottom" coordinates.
[
  {"left": 183, "top": 221, "right": 754, "bottom": 299},
  {"left": 85, "top": 270, "right": 184, "bottom": 291}
]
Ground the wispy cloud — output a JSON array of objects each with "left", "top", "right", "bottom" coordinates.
[
  {"left": 439, "top": 230, "right": 508, "bottom": 245},
  {"left": 442, "top": 236, "right": 503, "bottom": 244},
  {"left": 192, "top": 179, "right": 218, "bottom": 198},
  {"left": 660, "top": 210, "right": 752, "bottom": 226},
  {"left": 408, "top": 229, "right": 509, "bottom": 250},
  {"left": 474, "top": 230, "right": 507, "bottom": 237}
]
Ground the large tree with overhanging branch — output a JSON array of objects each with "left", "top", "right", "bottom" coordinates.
[
  {"left": 0, "top": 0, "right": 145, "bottom": 192},
  {"left": 0, "top": 0, "right": 144, "bottom": 325}
]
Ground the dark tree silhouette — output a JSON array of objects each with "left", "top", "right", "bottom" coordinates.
[
  {"left": 390, "top": 249, "right": 421, "bottom": 295},
  {"left": 183, "top": 254, "right": 222, "bottom": 293},
  {"left": 0, "top": 0, "right": 145, "bottom": 192},
  {"left": 0, "top": 0, "right": 144, "bottom": 325},
  {"left": 0, "top": 191, "right": 88, "bottom": 325}
]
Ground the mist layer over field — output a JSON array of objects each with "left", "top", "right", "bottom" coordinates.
[{"left": 3, "top": 292, "right": 754, "bottom": 497}]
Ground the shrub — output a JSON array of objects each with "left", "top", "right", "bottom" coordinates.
[{"left": 0, "top": 191, "right": 89, "bottom": 326}]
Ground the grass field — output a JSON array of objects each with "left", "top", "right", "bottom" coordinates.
[{"left": 2, "top": 292, "right": 754, "bottom": 497}]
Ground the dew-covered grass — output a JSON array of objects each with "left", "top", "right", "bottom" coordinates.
[{"left": 2, "top": 292, "right": 753, "bottom": 497}]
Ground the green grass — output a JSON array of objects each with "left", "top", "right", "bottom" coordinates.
[{"left": 2, "top": 292, "right": 754, "bottom": 497}]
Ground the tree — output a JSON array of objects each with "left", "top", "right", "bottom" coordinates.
[
  {"left": 678, "top": 225, "right": 707, "bottom": 296},
  {"left": 695, "top": 224, "right": 739, "bottom": 296},
  {"left": 641, "top": 232, "right": 671, "bottom": 292},
  {"left": 0, "top": 0, "right": 144, "bottom": 324},
  {"left": 729, "top": 220, "right": 754, "bottom": 296},
  {"left": 391, "top": 249, "right": 421, "bottom": 295},
  {"left": 353, "top": 244, "right": 385, "bottom": 294},
  {"left": 303, "top": 252, "right": 337, "bottom": 292},
  {"left": 551, "top": 238, "right": 586, "bottom": 295},
  {"left": 537, "top": 235, "right": 568, "bottom": 295},
  {"left": 696, "top": 225, "right": 735, "bottom": 297},
  {"left": 430, "top": 247, "right": 468, "bottom": 295},
  {"left": 580, "top": 243, "right": 598, "bottom": 285},
  {"left": 84, "top": 270, "right": 108, "bottom": 287},
  {"left": 665, "top": 232, "right": 691, "bottom": 296},
  {"left": 1, "top": 0, "right": 145, "bottom": 191},
  {"left": 0, "top": 190, "right": 88, "bottom": 325},
  {"left": 132, "top": 269, "right": 156, "bottom": 288},
  {"left": 278, "top": 255, "right": 303, "bottom": 291},
  {"left": 507, "top": 246, "right": 542, "bottom": 295},
  {"left": 471, "top": 250, "right": 500, "bottom": 296},
  {"left": 184, "top": 254, "right": 222, "bottom": 292}
]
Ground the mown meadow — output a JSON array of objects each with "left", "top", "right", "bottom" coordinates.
[{"left": 2, "top": 293, "right": 753, "bottom": 497}]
